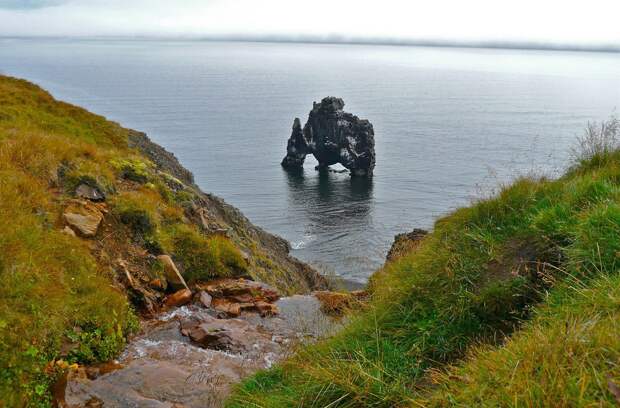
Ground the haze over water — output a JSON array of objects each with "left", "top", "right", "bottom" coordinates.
[{"left": 1, "top": 39, "right": 618, "bottom": 283}]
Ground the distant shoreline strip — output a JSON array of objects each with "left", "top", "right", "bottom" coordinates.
[{"left": 1, "top": 35, "right": 619, "bottom": 53}]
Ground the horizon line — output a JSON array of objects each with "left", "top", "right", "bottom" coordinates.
[{"left": 2, "top": 34, "right": 619, "bottom": 54}]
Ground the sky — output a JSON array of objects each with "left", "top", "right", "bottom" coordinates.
[{"left": 0, "top": 0, "right": 619, "bottom": 49}]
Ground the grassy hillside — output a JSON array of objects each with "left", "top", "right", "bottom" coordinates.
[
  {"left": 0, "top": 76, "right": 321, "bottom": 407},
  {"left": 228, "top": 118, "right": 620, "bottom": 407}
]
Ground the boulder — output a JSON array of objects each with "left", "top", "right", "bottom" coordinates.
[
  {"left": 63, "top": 200, "right": 105, "bottom": 237},
  {"left": 163, "top": 289, "right": 193, "bottom": 308},
  {"left": 156, "top": 255, "right": 188, "bottom": 291},
  {"left": 186, "top": 324, "right": 235, "bottom": 351},
  {"left": 281, "top": 97, "right": 376, "bottom": 177},
  {"left": 197, "top": 278, "right": 281, "bottom": 317}
]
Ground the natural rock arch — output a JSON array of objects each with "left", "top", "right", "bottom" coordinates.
[{"left": 281, "top": 97, "right": 376, "bottom": 177}]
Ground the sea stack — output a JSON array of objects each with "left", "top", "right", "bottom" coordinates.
[{"left": 281, "top": 97, "right": 376, "bottom": 177}]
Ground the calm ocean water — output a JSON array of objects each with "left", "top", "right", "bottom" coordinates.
[{"left": 1, "top": 39, "right": 619, "bottom": 283}]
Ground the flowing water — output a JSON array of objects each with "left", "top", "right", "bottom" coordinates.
[
  {"left": 1, "top": 39, "right": 619, "bottom": 282},
  {"left": 62, "top": 296, "right": 339, "bottom": 407}
]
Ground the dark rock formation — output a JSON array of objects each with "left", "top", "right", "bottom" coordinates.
[
  {"left": 281, "top": 118, "right": 306, "bottom": 168},
  {"left": 281, "top": 97, "right": 376, "bottom": 176}
]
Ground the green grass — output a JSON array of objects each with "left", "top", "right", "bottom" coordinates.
[
  {"left": 114, "top": 190, "right": 160, "bottom": 236},
  {"left": 158, "top": 223, "right": 248, "bottom": 282},
  {"left": 0, "top": 75, "right": 250, "bottom": 406},
  {"left": 423, "top": 272, "right": 620, "bottom": 407},
  {"left": 0, "top": 76, "right": 138, "bottom": 406},
  {"left": 228, "top": 130, "right": 620, "bottom": 406}
]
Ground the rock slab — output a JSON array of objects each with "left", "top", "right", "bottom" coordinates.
[{"left": 63, "top": 200, "right": 106, "bottom": 237}]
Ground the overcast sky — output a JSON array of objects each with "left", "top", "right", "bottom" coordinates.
[{"left": 1, "top": 0, "right": 619, "bottom": 48}]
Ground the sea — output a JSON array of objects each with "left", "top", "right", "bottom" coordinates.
[{"left": 2, "top": 38, "right": 619, "bottom": 283}]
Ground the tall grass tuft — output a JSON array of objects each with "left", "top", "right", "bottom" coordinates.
[{"left": 571, "top": 115, "right": 619, "bottom": 164}]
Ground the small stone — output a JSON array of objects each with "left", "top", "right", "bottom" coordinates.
[
  {"left": 212, "top": 228, "right": 229, "bottom": 237},
  {"left": 63, "top": 200, "right": 104, "bottom": 237},
  {"left": 255, "top": 301, "right": 278, "bottom": 317},
  {"left": 157, "top": 255, "right": 188, "bottom": 291},
  {"left": 197, "top": 291, "right": 212, "bottom": 308},
  {"left": 164, "top": 289, "right": 193, "bottom": 308},
  {"left": 75, "top": 183, "right": 106, "bottom": 202}
]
